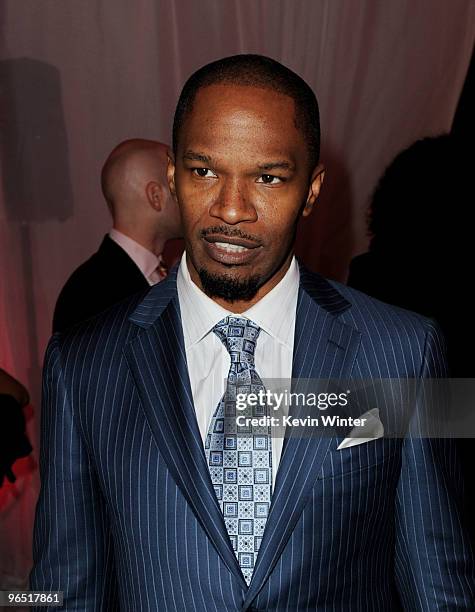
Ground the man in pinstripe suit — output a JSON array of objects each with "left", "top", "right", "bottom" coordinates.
[{"left": 30, "top": 55, "right": 474, "bottom": 610}]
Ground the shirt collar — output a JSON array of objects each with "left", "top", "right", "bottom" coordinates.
[
  {"left": 177, "top": 252, "right": 299, "bottom": 350},
  {"left": 109, "top": 229, "right": 160, "bottom": 282}
]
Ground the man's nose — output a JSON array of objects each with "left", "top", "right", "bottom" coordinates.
[{"left": 209, "top": 178, "right": 257, "bottom": 225}]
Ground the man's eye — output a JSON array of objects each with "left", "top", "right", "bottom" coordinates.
[
  {"left": 192, "top": 168, "right": 217, "bottom": 178},
  {"left": 257, "top": 174, "right": 283, "bottom": 185}
]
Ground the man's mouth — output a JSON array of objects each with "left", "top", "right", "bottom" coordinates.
[
  {"left": 202, "top": 234, "right": 262, "bottom": 265},
  {"left": 213, "top": 242, "right": 249, "bottom": 253}
]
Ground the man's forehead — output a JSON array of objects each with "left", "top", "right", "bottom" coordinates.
[
  {"left": 179, "top": 84, "right": 302, "bottom": 150},
  {"left": 191, "top": 82, "right": 295, "bottom": 112}
]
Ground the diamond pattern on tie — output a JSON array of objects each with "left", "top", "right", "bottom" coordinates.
[{"left": 205, "top": 316, "right": 272, "bottom": 585}]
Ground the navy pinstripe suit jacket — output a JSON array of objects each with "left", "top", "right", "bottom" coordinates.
[{"left": 30, "top": 263, "right": 475, "bottom": 611}]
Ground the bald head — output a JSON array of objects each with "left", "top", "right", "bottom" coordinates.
[
  {"left": 100, "top": 139, "right": 181, "bottom": 253},
  {"left": 101, "top": 139, "right": 168, "bottom": 212}
]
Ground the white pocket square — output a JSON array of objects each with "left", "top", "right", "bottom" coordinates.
[{"left": 336, "top": 408, "right": 384, "bottom": 450}]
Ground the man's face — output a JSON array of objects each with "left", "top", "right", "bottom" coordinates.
[{"left": 168, "top": 83, "right": 324, "bottom": 311}]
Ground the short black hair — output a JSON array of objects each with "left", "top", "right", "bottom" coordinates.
[{"left": 172, "top": 54, "right": 321, "bottom": 170}]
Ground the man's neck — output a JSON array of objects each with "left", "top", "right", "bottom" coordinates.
[{"left": 112, "top": 225, "right": 165, "bottom": 256}]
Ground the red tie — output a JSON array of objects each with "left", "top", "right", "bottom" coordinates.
[{"left": 157, "top": 259, "right": 168, "bottom": 280}]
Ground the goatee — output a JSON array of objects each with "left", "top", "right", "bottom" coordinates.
[{"left": 198, "top": 268, "right": 261, "bottom": 302}]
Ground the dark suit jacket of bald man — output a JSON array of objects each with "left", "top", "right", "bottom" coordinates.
[{"left": 52, "top": 235, "right": 149, "bottom": 333}]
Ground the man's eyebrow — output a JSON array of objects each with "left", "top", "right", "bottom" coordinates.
[
  {"left": 257, "top": 161, "right": 295, "bottom": 172},
  {"left": 183, "top": 150, "right": 212, "bottom": 164}
]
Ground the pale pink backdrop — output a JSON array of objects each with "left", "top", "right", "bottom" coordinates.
[{"left": 0, "top": 0, "right": 474, "bottom": 589}]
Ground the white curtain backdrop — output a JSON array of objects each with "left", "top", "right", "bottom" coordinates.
[{"left": 1, "top": 0, "right": 474, "bottom": 587}]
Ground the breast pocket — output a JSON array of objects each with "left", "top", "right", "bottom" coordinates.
[{"left": 318, "top": 437, "right": 401, "bottom": 480}]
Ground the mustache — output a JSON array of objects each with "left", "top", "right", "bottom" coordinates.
[{"left": 199, "top": 225, "right": 261, "bottom": 243}]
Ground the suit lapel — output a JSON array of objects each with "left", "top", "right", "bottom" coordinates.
[
  {"left": 124, "top": 270, "right": 246, "bottom": 588},
  {"left": 243, "top": 265, "right": 362, "bottom": 605}
]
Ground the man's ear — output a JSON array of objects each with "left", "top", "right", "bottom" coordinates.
[
  {"left": 302, "top": 164, "right": 325, "bottom": 218},
  {"left": 146, "top": 181, "right": 163, "bottom": 211},
  {"left": 167, "top": 151, "right": 178, "bottom": 201}
]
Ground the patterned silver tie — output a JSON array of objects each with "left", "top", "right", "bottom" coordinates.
[{"left": 205, "top": 315, "right": 273, "bottom": 585}]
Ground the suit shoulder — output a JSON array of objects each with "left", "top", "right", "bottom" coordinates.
[
  {"left": 325, "top": 277, "right": 441, "bottom": 342},
  {"left": 53, "top": 238, "right": 150, "bottom": 332},
  {"left": 52, "top": 269, "right": 177, "bottom": 366},
  {"left": 50, "top": 289, "right": 148, "bottom": 370},
  {"left": 56, "top": 250, "right": 106, "bottom": 295},
  {"left": 322, "top": 277, "right": 446, "bottom": 376},
  {"left": 55, "top": 237, "right": 137, "bottom": 296}
]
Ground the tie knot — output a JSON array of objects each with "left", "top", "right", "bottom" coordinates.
[{"left": 213, "top": 316, "right": 261, "bottom": 365}]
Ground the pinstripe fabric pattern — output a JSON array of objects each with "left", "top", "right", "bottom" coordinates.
[{"left": 30, "top": 262, "right": 475, "bottom": 610}]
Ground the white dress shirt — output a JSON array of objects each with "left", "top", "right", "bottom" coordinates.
[
  {"left": 109, "top": 229, "right": 165, "bottom": 285},
  {"left": 177, "top": 252, "right": 299, "bottom": 486}
]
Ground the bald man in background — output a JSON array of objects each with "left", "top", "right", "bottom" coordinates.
[{"left": 53, "top": 139, "right": 181, "bottom": 333}]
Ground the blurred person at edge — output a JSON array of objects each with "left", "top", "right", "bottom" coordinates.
[{"left": 0, "top": 368, "right": 32, "bottom": 487}]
